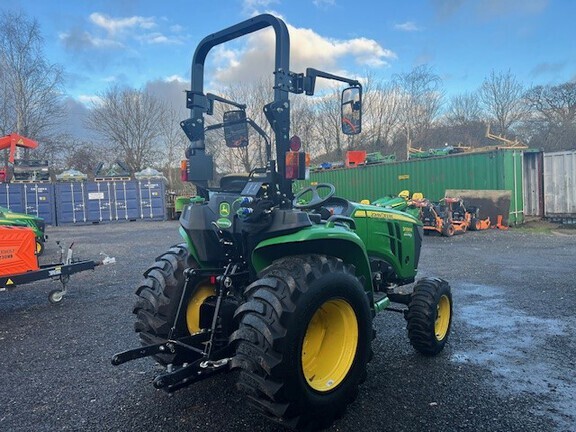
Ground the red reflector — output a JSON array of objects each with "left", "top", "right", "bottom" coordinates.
[{"left": 210, "top": 275, "right": 217, "bottom": 284}]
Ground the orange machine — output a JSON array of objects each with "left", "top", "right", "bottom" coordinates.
[
  {"left": 467, "top": 205, "right": 491, "bottom": 231},
  {"left": 0, "top": 133, "right": 39, "bottom": 164},
  {"left": 345, "top": 150, "right": 366, "bottom": 167},
  {"left": 442, "top": 197, "right": 471, "bottom": 235},
  {"left": 414, "top": 197, "right": 470, "bottom": 237},
  {"left": 0, "top": 226, "right": 39, "bottom": 277}
]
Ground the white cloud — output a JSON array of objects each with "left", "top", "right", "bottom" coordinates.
[
  {"left": 313, "top": 0, "right": 336, "bottom": 7},
  {"left": 89, "top": 12, "right": 156, "bottom": 34},
  {"left": 58, "top": 30, "right": 124, "bottom": 51},
  {"left": 394, "top": 21, "right": 422, "bottom": 32},
  {"left": 77, "top": 94, "right": 103, "bottom": 106},
  {"left": 139, "top": 32, "right": 183, "bottom": 45},
  {"left": 243, "top": 0, "right": 280, "bottom": 12},
  {"left": 211, "top": 22, "right": 395, "bottom": 90},
  {"left": 164, "top": 75, "right": 187, "bottom": 84}
]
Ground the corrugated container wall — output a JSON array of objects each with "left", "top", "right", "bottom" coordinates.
[
  {"left": 543, "top": 150, "right": 576, "bottom": 219},
  {"left": 137, "top": 179, "right": 166, "bottom": 220},
  {"left": 55, "top": 182, "right": 89, "bottom": 224},
  {"left": 303, "top": 149, "right": 525, "bottom": 225},
  {"left": 0, "top": 182, "right": 55, "bottom": 225}
]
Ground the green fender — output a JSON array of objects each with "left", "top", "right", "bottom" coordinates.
[
  {"left": 251, "top": 223, "right": 374, "bottom": 296},
  {"left": 178, "top": 226, "right": 202, "bottom": 265}
]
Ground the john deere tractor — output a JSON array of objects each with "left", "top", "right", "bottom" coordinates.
[{"left": 113, "top": 14, "right": 452, "bottom": 431}]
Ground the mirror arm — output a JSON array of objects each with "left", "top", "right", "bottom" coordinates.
[
  {"left": 206, "top": 93, "right": 247, "bottom": 115},
  {"left": 303, "top": 68, "right": 362, "bottom": 95}
]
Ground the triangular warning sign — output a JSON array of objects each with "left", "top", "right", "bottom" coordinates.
[{"left": 6, "top": 278, "right": 14, "bottom": 285}]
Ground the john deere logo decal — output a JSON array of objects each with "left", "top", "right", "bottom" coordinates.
[{"left": 219, "top": 202, "right": 231, "bottom": 217}]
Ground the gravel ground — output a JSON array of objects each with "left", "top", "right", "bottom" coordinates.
[{"left": 0, "top": 221, "right": 575, "bottom": 432}]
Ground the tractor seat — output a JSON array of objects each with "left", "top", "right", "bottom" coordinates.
[
  {"left": 411, "top": 192, "right": 424, "bottom": 201},
  {"left": 219, "top": 174, "right": 249, "bottom": 192}
]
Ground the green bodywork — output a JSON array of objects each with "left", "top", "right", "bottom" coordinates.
[
  {"left": 372, "top": 195, "right": 421, "bottom": 220},
  {"left": 0, "top": 206, "right": 45, "bottom": 241},
  {"left": 179, "top": 197, "right": 422, "bottom": 312},
  {"left": 174, "top": 196, "right": 192, "bottom": 215}
]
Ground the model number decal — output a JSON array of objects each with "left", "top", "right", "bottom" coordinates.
[{"left": 48, "top": 266, "right": 62, "bottom": 276}]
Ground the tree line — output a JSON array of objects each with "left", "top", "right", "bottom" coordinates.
[{"left": 1, "top": 10, "right": 574, "bottom": 190}]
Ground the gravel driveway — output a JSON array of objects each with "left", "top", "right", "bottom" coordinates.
[{"left": 1, "top": 221, "right": 574, "bottom": 431}]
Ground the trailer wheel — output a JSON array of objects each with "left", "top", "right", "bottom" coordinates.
[
  {"left": 406, "top": 278, "right": 452, "bottom": 355},
  {"left": 48, "top": 289, "right": 64, "bottom": 304},
  {"left": 133, "top": 244, "right": 215, "bottom": 365},
  {"left": 231, "top": 254, "right": 373, "bottom": 431}
]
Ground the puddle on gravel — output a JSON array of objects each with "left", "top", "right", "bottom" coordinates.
[{"left": 450, "top": 283, "right": 575, "bottom": 428}]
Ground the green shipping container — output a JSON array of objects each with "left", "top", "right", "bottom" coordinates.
[{"left": 301, "top": 149, "right": 525, "bottom": 225}]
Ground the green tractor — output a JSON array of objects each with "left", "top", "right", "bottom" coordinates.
[
  {"left": 113, "top": 14, "right": 453, "bottom": 431},
  {"left": 0, "top": 206, "right": 46, "bottom": 255}
]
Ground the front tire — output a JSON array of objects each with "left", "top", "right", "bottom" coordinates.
[
  {"left": 406, "top": 278, "right": 452, "bottom": 355},
  {"left": 133, "top": 244, "right": 214, "bottom": 365},
  {"left": 231, "top": 254, "right": 373, "bottom": 431}
]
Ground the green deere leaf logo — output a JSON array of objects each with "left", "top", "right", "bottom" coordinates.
[{"left": 219, "top": 202, "right": 231, "bottom": 217}]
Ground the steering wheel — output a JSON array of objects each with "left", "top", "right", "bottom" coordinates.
[{"left": 293, "top": 183, "right": 336, "bottom": 210}]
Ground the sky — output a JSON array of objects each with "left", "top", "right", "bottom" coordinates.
[{"left": 4, "top": 0, "right": 576, "bottom": 116}]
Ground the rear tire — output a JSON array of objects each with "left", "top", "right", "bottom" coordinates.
[
  {"left": 406, "top": 278, "right": 452, "bottom": 356},
  {"left": 133, "top": 243, "right": 212, "bottom": 365},
  {"left": 231, "top": 254, "right": 373, "bottom": 431}
]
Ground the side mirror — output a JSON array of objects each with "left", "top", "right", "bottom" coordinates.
[
  {"left": 341, "top": 86, "right": 362, "bottom": 135},
  {"left": 223, "top": 110, "right": 249, "bottom": 148}
]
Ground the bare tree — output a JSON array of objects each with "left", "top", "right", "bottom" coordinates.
[
  {"left": 85, "top": 85, "right": 168, "bottom": 173},
  {"left": 480, "top": 69, "right": 527, "bottom": 135},
  {"left": 311, "top": 89, "right": 344, "bottom": 159},
  {"left": 445, "top": 91, "right": 483, "bottom": 126},
  {"left": 60, "top": 140, "right": 106, "bottom": 174},
  {"left": 393, "top": 65, "right": 444, "bottom": 158},
  {"left": 0, "top": 10, "right": 65, "bottom": 162},
  {"left": 157, "top": 106, "right": 190, "bottom": 190},
  {"left": 523, "top": 81, "right": 576, "bottom": 150},
  {"left": 362, "top": 74, "right": 403, "bottom": 152}
]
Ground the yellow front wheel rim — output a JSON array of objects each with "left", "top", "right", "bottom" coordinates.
[
  {"left": 301, "top": 299, "right": 358, "bottom": 392},
  {"left": 185, "top": 285, "right": 216, "bottom": 334},
  {"left": 435, "top": 295, "right": 451, "bottom": 341}
]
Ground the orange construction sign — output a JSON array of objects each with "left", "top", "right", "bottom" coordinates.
[{"left": 0, "top": 133, "right": 39, "bottom": 163}]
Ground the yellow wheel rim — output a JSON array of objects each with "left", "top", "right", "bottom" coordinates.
[
  {"left": 185, "top": 284, "right": 216, "bottom": 334},
  {"left": 435, "top": 295, "right": 451, "bottom": 341},
  {"left": 301, "top": 299, "right": 358, "bottom": 392},
  {"left": 36, "top": 240, "right": 42, "bottom": 254}
]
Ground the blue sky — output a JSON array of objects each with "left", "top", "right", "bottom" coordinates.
[{"left": 6, "top": 0, "right": 576, "bottom": 105}]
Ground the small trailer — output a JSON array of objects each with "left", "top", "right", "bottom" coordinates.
[{"left": 0, "top": 226, "right": 115, "bottom": 303}]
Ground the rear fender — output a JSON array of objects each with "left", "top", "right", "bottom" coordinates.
[
  {"left": 178, "top": 226, "right": 202, "bottom": 266},
  {"left": 252, "top": 225, "right": 373, "bottom": 295}
]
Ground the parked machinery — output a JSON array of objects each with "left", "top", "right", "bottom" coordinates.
[{"left": 112, "top": 14, "right": 453, "bottom": 431}]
